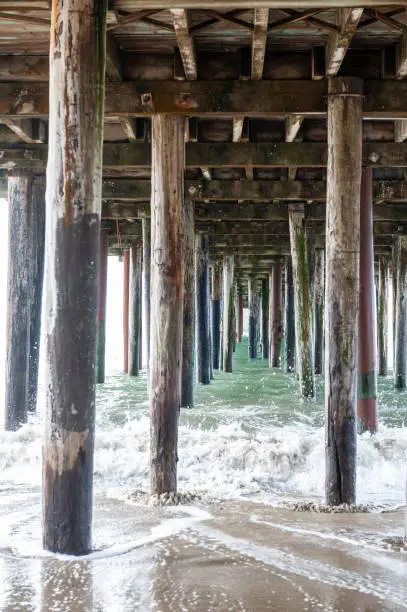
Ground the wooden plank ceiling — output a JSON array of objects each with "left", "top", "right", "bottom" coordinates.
[{"left": 0, "top": 2, "right": 406, "bottom": 279}]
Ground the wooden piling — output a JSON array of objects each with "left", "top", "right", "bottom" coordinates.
[
  {"left": 262, "top": 278, "right": 269, "bottom": 360},
  {"left": 394, "top": 235, "right": 407, "bottom": 390},
  {"left": 181, "top": 197, "right": 195, "bottom": 407},
  {"left": 237, "top": 293, "right": 243, "bottom": 342},
  {"left": 284, "top": 257, "right": 295, "bottom": 373},
  {"left": 211, "top": 264, "right": 222, "bottom": 370},
  {"left": 195, "top": 234, "right": 211, "bottom": 385},
  {"left": 223, "top": 254, "right": 235, "bottom": 372},
  {"left": 269, "top": 263, "right": 283, "bottom": 368},
  {"left": 313, "top": 247, "right": 324, "bottom": 376},
  {"left": 248, "top": 278, "right": 260, "bottom": 359},
  {"left": 128, "top": 245, "right": 142, "bottom": 376},
  {"left": 150, "top": 114, "right": 185, "bottom": 495},
  {"left": 142, "top": 218, "right": 151, "bottom": 372},
  {"left": 288, "top": 204, "right": 315, "bottom": 397},
  {"left": 357, "top": 168, "right": 377, "bottom": 433},
  {"left": 43, "top": 0, "right": 107, "bottom": 554},
  {"left": 96, "top": 230, "right": 108, "bottom": 384},
  {"left": 325, "top": 77, "right": 363, "bottom": 506},
  {"left": 377, "top": 255, "right": 389, "bottom": 377},
  {"left": 28, "top": 175, "right": 46, "bottom": 412},
  {"left": 123, "top": 248, "right": 130, "bottom": 373},
  {"left": 5, "top": 174, "right": 32, "bottom": 430}
]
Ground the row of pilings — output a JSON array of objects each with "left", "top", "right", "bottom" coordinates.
[{"left": 2, "top": 1, "right": 405, "bottom": 555}]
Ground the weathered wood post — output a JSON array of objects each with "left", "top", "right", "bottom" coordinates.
[
  {"left": 142, "top": 218, "right": 151, "bottom": 372},
  {"left": 232, "top": 285, "right": 238, "bottom": 353},
  {"left": 313, "top": 245, "right": 325, "bottom": 376},
  {"left": 211, "top": 263, "right": 222, "bottom": 370},
  {"left": 269, "top": 262, "right": 283, "bottom": 368},
  {"left": 5, "top": 174, "right": 32, "bottom": 430},
  {"left": 128, "top": 244, "right": 142, "bottom": 377},
  {"left": 284, "top": 257, "right": 295, "bottom": 373},
  {"left": 181, "top": 197, "right": 195, "bottom": 407},
  {"left": 358, "top": 168, "right": 377, "bottom": 433},
  {"left": 123, "top": 248, "right": 130, "bottom": 373},
  {"left": 28, "top": 175, "right": 46, "bottom": 412},
  {"left": 195, "top": 234, "right": 210, "bottom": 385},
  {"left": 248, "top": 278, "right": 260, "bottom": 359},
  {"left": 237, "top": 293, "right": 243, "bottom": 342},
  {"left": 394, "top": 236, "right": 407, "bottom": 390},
  {"left": 223, "top": 254, "right": 235, "bottom": 372},
  {"left": 325, "top": 77, "right": 363, "bottom": 506},
  {"left": 150, "top": 114, "right": 185, "bottom": 495},
  {"left": 288, "top": 204, "right": 315, "bottom": 397},
  {"left": 43, "top": 0, "right": 107, "bottom": 554},
  {"left": 377, "top": 255, "right": 389, "bottom": 377},
  {"left": 262, "top": 278, "right": 269, "bottom": 360},
  {"left": 96, "top": 229, "right": 108, "bottom": 384}
]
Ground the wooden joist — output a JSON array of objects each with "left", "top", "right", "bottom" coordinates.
[
  {"left": 251, "top": 9, "right": 269, "bottom": 80},
  {"left": 1, "top": 119, "right": 45, "bottom": 144},
  {"left": 326, "top": 8, "right": 364, "bottom": 77},
  {"left": 0, "top": 80, "right": 407, "bottom": 119},
  {"left": 118, "top": 1, "right": 403, "bottom": 7},
  {"left": 171, "top": 9, "right": 197, "bottom": 81}
]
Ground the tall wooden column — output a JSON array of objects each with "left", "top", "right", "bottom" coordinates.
[
  {"left": 261, "top": 278, "right": 269, "bottom": 360},
  {"left": 394, "top": 236, "right": 407, "bottom": 390},
  {"left": 181, "top": 198, "right": 195, "bottom": 407},
  {"left": 357, "top": 168, "right": 377, "bottom": 433},
  {"left": 211, "top": 263, "right": 222, "bottom": 370},
  {"left": 269, "top": 262, "right": 283, "bottom": 368},
  {"left": 237, "top": 293, "right": 243, "bottom": 342},
  {"left": 248, "top": 278, "right": 260, "bottom": 359},
  {"left": 43, "top": 0, "right": 107, "bottom": 555},
  {"left": 150, "top": 114, "right": 185, "bottom": 495},
  {"left": 128, "top": 244, "right": 142, "bottom": 377},
  {"left": 377, "top": 255, "right": 388, "bottom": 377},
  {"left": 284, "top": 257, "right": 295, "bottom": 373},
  {"left": 96, "top": 229, "right": 108, "bottom": 384},
  {"left": 123, "top": 248, "right": 130, "bottom": 373},
  {"left": 142, "top": 218, "right": 151, "bottom": 372},
  {"left": 223, "top": 254, "right": 234, "bottom": 372},
  {"left": 288, "top": 204, "right": 314, "bottom": 397},
  {"left": 5, "top": 174, "right": 32, "bottom": 431},
  {"left": 195, "top": 235, "right": 210, "bottom": 385},
  {"left": 325, "top": 77, "right": 363, "bottom": 506},
  {"left": 313, "top": 247, "right": 325, "bottom": 376},
  {"left": 28, "top": 175, "right": 46, "bottom": 412}
]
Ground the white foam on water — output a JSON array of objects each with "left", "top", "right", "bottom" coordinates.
[{"left": 1, "top": 414, "right": 406, "bottom": 508}]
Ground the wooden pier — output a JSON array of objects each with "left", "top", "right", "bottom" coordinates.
[{"left": 1, "top": 0, "right": 407, "bottom": 553}]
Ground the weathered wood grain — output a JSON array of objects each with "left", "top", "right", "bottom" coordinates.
[
  {"left": 43, "top": 0, "right": 107, "bottom": 555},
  {"left": 325, "top": 77, "right": 362, "bottom": 506},
  {"left": 128, "top": 245, "right": 142, "bottom": 377},
  {"left": 195, "top": 234, "right": 211, "bottom": 385},
  {"left": 150, "top": 114, "right": 185, "bottom": 495},
  {"left": 181, "top": 197, "right": 195, "bottom": 407}
]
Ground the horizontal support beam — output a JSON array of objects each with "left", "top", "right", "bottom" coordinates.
[
  {"left": 102, "top": 200, "right": 407, "bottom": 222},
  {"left": 3, "top": 143, "right": 407, "bottom": 172},
  {"left": 0, "top": 80, "right": 407, "bottom": 118},
  {"left": 113, "top": 1, "right": 403, "bottom": 8}
]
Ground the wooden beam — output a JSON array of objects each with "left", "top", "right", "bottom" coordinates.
[
  {"left": 1, "top": 119, "right": 45, "bottom": 144},
  {"left": 251, "top": 9, "right": 269, "bottom": 80},
  {"left": 285, "top": 115, "right": 304, "bottom": 143},
  {"left": 1, "top": 80, "right": 407, "bottom": 119},
  {"left": 397, "top": 31, "right": 407, "bottom": 78},
  {"left": 326, "top": 8, "right": 364, "bottom": 77},
  {"left": 170, "top": 9, "right": 197, "bottom": 81},
  {"left": 5, "top": 143, "right": 407, "bottom": 172},
  {"left": 122, "top": 1, "right": 398, "bottom": 8},
  {"left": 395, "top": 120, "right": 407, "bottom": 143}
]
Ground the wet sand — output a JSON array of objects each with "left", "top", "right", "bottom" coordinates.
[{"left": 1, "top": 496, "right": 406, "bottom": 611}]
